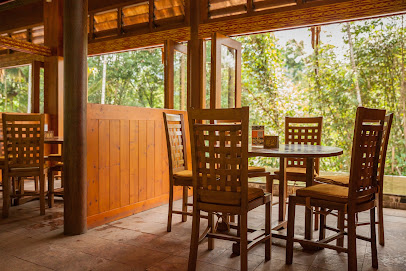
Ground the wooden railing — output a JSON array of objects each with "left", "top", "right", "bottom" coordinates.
[{"left": 86, "top": 103, "right": 191, "bottom": 228}]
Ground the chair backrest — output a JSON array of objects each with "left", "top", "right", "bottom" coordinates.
[
  {"left": 348, "top": 107, "right": 386, "bottom": 201},
  {"left": 377, "top": 113, "right": 393, "bottom": 186},
  {"left": 188, "top": 107, "right": 249, "bottom": 207},
  {"left": 2, "top": 114, "right": 44, "bottom": 170},
  {"left": 285, "top": 116, "right": 323, "bottom": 173},
  {"left": 163, "top": 113, "right": 188, "bottom": 178}
]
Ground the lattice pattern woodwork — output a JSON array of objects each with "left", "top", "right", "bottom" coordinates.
[
  {"left": 349, "top": 107, "right": 386, "bottom": 199},
  {"left": 354, "top": 124, "right": 382, "bottom": 193},
  {"left": 164, "top": 113, "right": 187, "bottom": 173},
  {"left": 285, "top": 117, "right": 322, "bottom": 172},
  {"left": 2, "top": 114, "right": 44, "bottom": 169},
  {"left": 195, "top": 123, "right": 243, "bottom": 192}
]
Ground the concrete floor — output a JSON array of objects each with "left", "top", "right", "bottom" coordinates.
[{"left": 1, "top": 185, "right": 406, "bottom": 270}]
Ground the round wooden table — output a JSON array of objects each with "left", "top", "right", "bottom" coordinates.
[{"left": 249, "top": 144, "right": 343, "bottom": 241}]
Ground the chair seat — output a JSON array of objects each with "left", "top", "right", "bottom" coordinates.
[
  {"left": 200, "top": 187, "right": 265, "bottom": 205},
  {"left": 274, "top": 167, "right": 318, "bottom": 178},
  {"left": 315, "top": 175, "right": 349, "bottom": 187},
  {"left": 173, "top": 170, "right": 193, "bottom": 186},
  {"left": 296, "top": 184, "right": 349, "bottom": 203},
  {"left": 248, "top": 166, "right": 266, "bottom": 173}
]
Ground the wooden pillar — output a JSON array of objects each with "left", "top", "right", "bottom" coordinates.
[
  {"left": 44, "top": 0, "right": 64, "bottom": 137},
  {"left": 63, "top": 0, "right": 88, "bottom": 235},
  {"left": 31, "top": 60, "right": 41, "bottom": 113},
  {"left": 189, "top": 0, "right": 204, "bottom": 109},
  {"left": 164, "top": 40, "right": 174, "bottom": 109}
]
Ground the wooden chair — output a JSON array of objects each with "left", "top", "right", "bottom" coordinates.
[
  {"left": 187, "top": 107, "right": 272, "bottom": 271},
  {"left": 2, "top": 113, "right": 46, "bottom": 217},
  {"left": 274, "top": 116, "right": 322, "bottom": 229},
  {"left": 163, "top": 112, "right": 194, "bottom": 232},
  {"left": 286, "top": 107, "right": 385, "bottom": 271},
  {"left": 315, "top": 113, "right": 393, "bottom": 246}
]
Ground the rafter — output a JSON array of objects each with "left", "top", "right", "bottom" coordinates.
[{"left": 0, "top": 36, "right": 51, "bottom": 56}]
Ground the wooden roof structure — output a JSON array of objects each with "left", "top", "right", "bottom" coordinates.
[
  {"left": 0, "top": 0, "right": 405, "bottom": 236},
  {"left": 1, "top": 0, "right": 405, "bottom": 59}
]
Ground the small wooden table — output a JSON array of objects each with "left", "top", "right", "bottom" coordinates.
[{"left": 249, "top": 144, "right": 343, "bottom": 240}]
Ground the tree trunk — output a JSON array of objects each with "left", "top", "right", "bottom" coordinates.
[
  {"left": 101, "top": 54, "right": 107, "bottom": 104},
  {"left": 346, "top": 23, "right": 362, "bottom": 106},
  {"left": 400, "top": 16, "right": 406, "bottom": 146}
]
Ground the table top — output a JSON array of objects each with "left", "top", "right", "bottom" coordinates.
[
  {"left": 45, "top": 137, "right": 64, "bottom": 144},
  {"left": 249, "top": 144, "right": 343, "bottom": 158}
]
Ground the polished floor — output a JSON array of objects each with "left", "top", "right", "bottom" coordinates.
[{"left": 0, "top": 187, "right": 406, "bottom": 270}]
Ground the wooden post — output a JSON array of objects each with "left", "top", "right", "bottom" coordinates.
[
  {"left": 190, "top": 0, "right": 204, "bottom": 109},
  {"left": 164, "top": 40, "right": 174, "bottom": 109},
  {"left": 44, "top": 0, "right": 64, "bottom": 137},
  {"left": 31, "top": 60, "right": 41, "bottom": 113},
  {"left": 63, "top": 0, "right": 88, "bottom": 235}
]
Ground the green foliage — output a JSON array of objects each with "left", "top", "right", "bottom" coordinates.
[
  {"left": 88, "top": 48, "right": 164, "bottom": 108},
  {"left": 0, "top": 66, "right": 30, "bottom": 113},
  {"left": 237, "top": 16, "right": 406, "bottom": 175}
]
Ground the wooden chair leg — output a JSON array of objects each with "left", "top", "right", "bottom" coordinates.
[
  {"left": 48, "top": 169, "right": 54, "bottom": 208},
  {"left": 188, "top": 208, "right": 201, "bottom": 271},
  {"left": 286, "top": 196, "right": 296, "bottom": 265},
  {"left": 208, "top": 212, "right": 215, "bottom": 250},
  {"left": 182, "top": 186, "right": 188, "bottom": 222},
  {"left": 167, "top": 184, "right": 174, "bottom": 232},
  {"left": 347, "top": 210, "right": 358, "bottom": 271},
  {"left": 34, "top": 176, "right": 39, "bottom": 192},
  {"left": 39, "top": 174, "right": 45, "bottom": 215},
  {"left": 230, "top": 214, "right": 235, "bottom": 223},
  {"left": 318, "top": 207, "right": 326, "bottom": 242},
  {"left": 265, "top": 201, "right": 271, "bottom": 261},
  {"left": 314, "top": 207, "right": 319, "bottom": 231},
  {"left": 2, "top": 174, "right": 10, "bottom": 218},
  {"left": 377, "top": 191, "right": 385, "bottom": 246},
  {"left": 337, "top": 210, "right": 345, "bottom": 247},
  {"left": 370, "top": 207, "right": 378, "bottom": 269},
  {"left": 240, "top": 213, "right": 248, "bottom": 271}
]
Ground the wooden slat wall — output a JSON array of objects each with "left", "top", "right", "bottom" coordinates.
[{"left": 86, "top": 103, "right": 191, "bottom": 228}]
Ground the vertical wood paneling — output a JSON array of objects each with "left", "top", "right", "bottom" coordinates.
[
  {"left": 146, "top": 121, "right": 155, "bottom": 199},
  {"left": 154, "top": 120, "right": 163, "bottom": 197},
  {"left": 87, "top": 119, "right": 99, "bottom": 216},
  {"left": 120, "top": 120, "right": 130, "bottom": 206},
  {"left": 109, "top": 120, "right": 121, "bottom": 210},
  {"left": 162, "top": 130, "right": 170, "bottom": 194},
  {"left": 129, "top": 120, "right": 139, "bottom": 203},
  {"left": 87, "top": 104, "right": 190, "bottom": 227},
  {"left": 98, "top": 119, "right": 110, "bottom": 212},
  {"left": 138, "top": 120, "right": 147, "bottom": 201}
]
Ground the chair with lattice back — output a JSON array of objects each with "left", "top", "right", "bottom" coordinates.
[
  {"left": 273, "top": 116, "right": 322, "bottom": 229},
  {"left": 315, "top": 113, "right": 393, "bottom": 246},
  {"left": 286, "top": 107, "right": 385, "bottom": 271},
  {"left": 163, "top": 112, "right": 193, "bottom": 232},
  {"left": 187, "top": 107, "right": 272, "bottom": 271},
  {"left": 2, "top": 113, "right": 45, "bottom": 218}
]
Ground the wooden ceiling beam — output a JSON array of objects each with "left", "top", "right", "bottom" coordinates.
[
  {"left": 0, "top": 51, "right": 44, "bottom": 69},
  {"left": 0, "top": 1, "right": 43, "bottom": 33},
  {"left": 0, "top": 36, "right": 51, "bottom": 56},
  {"left": 199, "top": 0, "right": 406, "bottom": 38}
]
